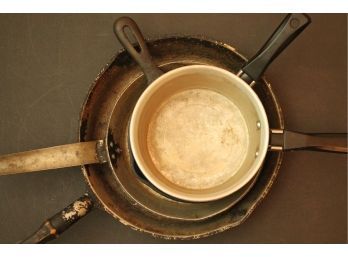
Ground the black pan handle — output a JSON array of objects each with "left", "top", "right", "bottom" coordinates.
[
  {"left": 239, "top": 14, "right": 311, "bottom": 84},
  {"left": 20, "top": 194, "right": 93, "bottom": 243},
  {"left": 114, "top": 16, "right": 163, "bottom": 83},
  {"left": 270, "top": 129, "right": 347, "bottom": 153}
]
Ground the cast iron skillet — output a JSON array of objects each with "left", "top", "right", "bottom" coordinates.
[
  {"left": 77, "top": 36, "right": 285, "bottom": 241},
  {"left": 0, "top": 14, "right": 345, "bottom": 243}
]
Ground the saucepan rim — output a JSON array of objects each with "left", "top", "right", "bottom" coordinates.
[{"left": 129, "top": 64, "right": 270, "bottom": 202}]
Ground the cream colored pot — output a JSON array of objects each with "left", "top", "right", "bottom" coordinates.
[
  {"left": 130, "top": 65, "right": 269, "bottom": 201},
  {"left": 114, "top": 14, "right": 346, "bottom": 202}
]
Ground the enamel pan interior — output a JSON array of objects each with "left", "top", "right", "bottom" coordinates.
[{"left": 129, "top": 65, "right": 270, "bottom": 202}]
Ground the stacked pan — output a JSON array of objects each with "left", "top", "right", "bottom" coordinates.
[{"left": 0, "top": 14, "right": 346, "bottom": 243}]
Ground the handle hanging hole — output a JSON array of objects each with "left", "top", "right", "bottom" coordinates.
[{"left": 123, "top": 26, "right": 142, "bottom": 53}]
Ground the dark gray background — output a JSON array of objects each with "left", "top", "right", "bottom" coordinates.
[{"left": 0, "top": 14, "right": 346, "bottom": 243}]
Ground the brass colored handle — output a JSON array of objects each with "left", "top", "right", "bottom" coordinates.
[{"left": 0, "top": 140, "right": 107, "bottom": 176}]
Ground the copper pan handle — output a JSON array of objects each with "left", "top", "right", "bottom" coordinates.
[
  {"left": 270, "top": 129, "right": 347, "bottom": 153},
  {"left": 0, "top": 140, "right": 107, "bottom": 176}
]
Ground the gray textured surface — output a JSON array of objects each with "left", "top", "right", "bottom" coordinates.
[{"left": 0, "top": 14, "right": 346, "bottom": 243}]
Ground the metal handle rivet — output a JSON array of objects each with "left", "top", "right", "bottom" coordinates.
[
  {"left": 290, "top": 18, "right": 300, "bottom": 29},
  {"left": 256, "top": 121, "right": 261, "bottom": 129}
]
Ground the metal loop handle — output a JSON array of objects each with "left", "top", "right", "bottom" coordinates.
[{"left": 114, "top": 16, "right": 163, "bottom": 83}]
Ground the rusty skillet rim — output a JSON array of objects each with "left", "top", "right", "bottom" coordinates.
[
  {"left": 78, "top": 36, "right": 284, "bottom": 239},
  {"left": 78, "top": 37, "right": 284, "bottom": 237}
]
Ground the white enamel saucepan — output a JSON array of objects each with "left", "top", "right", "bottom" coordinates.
[{"left": 115, "top": 14, "right": 347, "bottom": 202}]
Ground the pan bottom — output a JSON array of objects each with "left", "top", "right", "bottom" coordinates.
[{"left": 147, "top": 88, "right": 249, "bottom": 190}]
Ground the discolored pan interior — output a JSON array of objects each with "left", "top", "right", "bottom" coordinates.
[
  {"left": 79, "top": 37, "right": 283, "bottom": 239},
  {"left": 130, "top": 65, "right": 270, "bottom": 201}
]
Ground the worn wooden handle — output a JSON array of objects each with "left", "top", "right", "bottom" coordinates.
[
  {"left": 0, "top": 140, "right": 107, "bottom": 176},
  {"left": 21, "top": 194, "right": 94, "bottom": 243}
]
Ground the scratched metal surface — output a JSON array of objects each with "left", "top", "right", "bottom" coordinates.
[{"left": 0, "top": 14, "right": 346, "bottom": 243}]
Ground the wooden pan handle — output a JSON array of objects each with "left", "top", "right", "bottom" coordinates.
[{"left": 20, "top": 194, "right": 94, "bottom": 243}]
